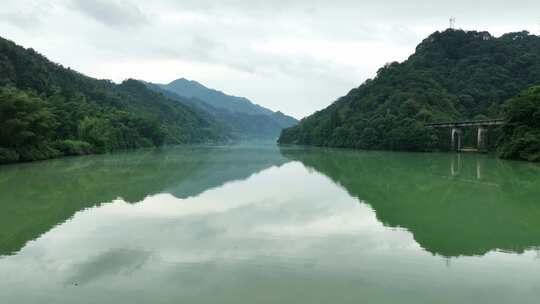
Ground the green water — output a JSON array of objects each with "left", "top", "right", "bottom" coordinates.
[{"left": 1, "top": 144, "right": 540, "bottom": 303}]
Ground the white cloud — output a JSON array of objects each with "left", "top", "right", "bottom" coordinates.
[
  {"left": 69, "top": 0, "right": 150, "bottom": 29},
  {"left": 1, "top": 0, "right": 539, "bottom": 118}
]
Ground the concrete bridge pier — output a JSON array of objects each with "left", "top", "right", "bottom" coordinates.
[
  {"left": 426, "top": 119, "right": 504, "bottom": 153},
  {"left": 477, "top": 127, "right": 488, "bottom": 153},
  {"left": 451, "top": 128, "right": 463, "bottom": 152}
]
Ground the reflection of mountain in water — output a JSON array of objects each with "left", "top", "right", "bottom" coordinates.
[
  {"left": 0, "top": 144, "right": 288, "bottom": 256},
  {"left": 281, "top": 147, "right": 540, "bottom": 257},
  {"left": 166, "top": 145, "right": 287, "bottom": 198}
]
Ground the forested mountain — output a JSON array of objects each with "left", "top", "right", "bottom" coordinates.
[
  {"left": 270, "top": 111, "right": 299, "bottom": 129},
  {"left": 279, "top": 30, "right": 540, "bottom": 155},
  {"left": 0, "top": 36, "right": 230, "bottom": 164},
  {"left": 498, "top": 85, "right": 540, "bottom": 161},
  {"left": 148, "top": 78, "right": 298, "bottom": 139}
]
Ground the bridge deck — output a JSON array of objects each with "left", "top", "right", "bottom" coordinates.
[{"left": 426, "top": 119, "right": 504, "bottom": 128}]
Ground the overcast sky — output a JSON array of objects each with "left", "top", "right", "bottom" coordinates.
[{"left": 1, "top": 0, "right": 539, "bottom": 118}]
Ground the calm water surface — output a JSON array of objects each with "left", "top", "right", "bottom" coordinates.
[{"left": 1, "top": 144, "right": 540, "bottom": 303}]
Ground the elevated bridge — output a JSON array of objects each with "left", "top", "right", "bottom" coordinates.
[{"left": 426, "top": 119, "right": 505, "bottom": 152}]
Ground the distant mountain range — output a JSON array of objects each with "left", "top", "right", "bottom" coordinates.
[
  {"left": 160, "top": 78, "right": 273, "bottom": 116},
  {"left": 146, "top": 78, "right": 298, "bottom": 139}
]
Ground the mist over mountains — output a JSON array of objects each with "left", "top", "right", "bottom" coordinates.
[{"left": 146, "top": 78, "right": 298, "bottom": 140}]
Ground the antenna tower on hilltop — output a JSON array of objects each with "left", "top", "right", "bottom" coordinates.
[{"left": 449, "top": 17, "right": 456, "bottom": 30}]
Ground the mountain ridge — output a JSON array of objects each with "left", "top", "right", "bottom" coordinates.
[
  {"left": 279, "top": 29, "right": 540, "bottom": 153},
  {"left": 159, "top": 78, "right": 274, "bottom": 116},
  {"left": 147, "top": 78, "right": 298, "bottom": 139},
  {"left": 0, "top": 36, "right": 231, "bottom": 164}
]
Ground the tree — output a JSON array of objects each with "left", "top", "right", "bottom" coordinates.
[
  {"left": 0, "top": 86, "right": 59, "bottom": 162},
  {"left": 498, "top": 86, "right": 540, "bottom": 162},
  {"left": 78, "top": 117, "right": 112, "bottom": 153}
]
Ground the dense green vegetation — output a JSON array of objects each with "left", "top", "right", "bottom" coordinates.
[
  {"left": 0, "top": 36, "right": 230, "bottom": 164},
  {"left": 279, "top": 30, "right": 540, "bottom": 157},
  {"left": 148, "top": 79, "right": 298, "bottom": 139},
  {"left": 498, "top": 85, "right": 540, "bottom": 161}
]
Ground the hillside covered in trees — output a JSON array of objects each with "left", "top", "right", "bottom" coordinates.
[
  {"left": 0, "top": 36, "right": 233, "bottom": 164},
  {"left": 279, "top": 30, "right": 540, "bottom": 158},
  {"left": 147, "top": 79, "right": 298, "bottom": 139},
  {"left": 498, "top": 85, "right": 540, "bottom": 161}
]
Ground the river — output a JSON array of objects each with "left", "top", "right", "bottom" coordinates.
[{"left": 1, "top": 144, "right": 539, "bottom": 303}]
